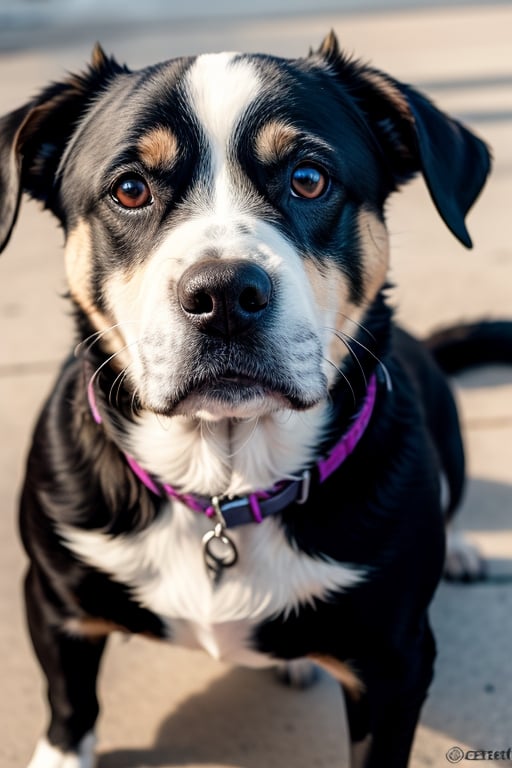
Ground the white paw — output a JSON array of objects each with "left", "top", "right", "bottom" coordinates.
[
  {"left": 26, "top": 732, "right": 96, "bottom": 768},
  {"left": 444, "top": 529, "right": 486, "bottom": 581},
  {"left": 275, "top": 658, "right": 319, "bottom": 688}
]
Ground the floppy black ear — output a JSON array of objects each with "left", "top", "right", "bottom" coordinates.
[
  {"left": 384, "top": 79, "right": 491, "bottom": 248},
  {"left": 0, "top": 44, "right": 127, "bottom": 252},
  {"left": 315, "top": 32, "right": 491, "bottom": 248}
]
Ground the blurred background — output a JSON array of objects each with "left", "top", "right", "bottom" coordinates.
[
  {"left": 2, "top": 0, "right": 510, "bottom": 49},
  {"left": 0, "top": 1, "right": 511, "bottom": 767}
]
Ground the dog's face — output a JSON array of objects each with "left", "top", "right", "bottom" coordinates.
[
  {"left": 0, "top": 34, "right": 490, "bottom": 422},
  {"left": 60, "top": 47, "right": 392, "bottom": 420}
]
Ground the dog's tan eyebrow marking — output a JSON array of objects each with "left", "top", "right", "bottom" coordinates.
[
  {"left": 137, "top": 126, "right": 180, "bottom": 169},
  {"left": 255, "top": 120, "right": 301, "bottom": 164}
]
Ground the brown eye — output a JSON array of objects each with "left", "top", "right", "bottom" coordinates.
[
  {"left": 111, "top": 175, "right": 152, "bottom": 209},
  {"left": 291, "top": 164, "right": 328, "bottom": 199}
]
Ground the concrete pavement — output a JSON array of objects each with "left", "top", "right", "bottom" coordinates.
[{"left": 1, "top": 3, "right": 511, "bottom": 766}]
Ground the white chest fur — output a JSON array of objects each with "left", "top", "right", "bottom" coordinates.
[{"left": 59, "top": 503, "right": 364, "bottom": 666}]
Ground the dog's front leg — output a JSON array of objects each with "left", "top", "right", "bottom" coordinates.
[
  {"left": 24, "top": 567, "right": 105, "bottom": 768},
  {"left": 344, "top": 626, "right": 436, "bottom": 768},
  {"left": 345, "top": 690, "right": 425, "bottom": 768}
]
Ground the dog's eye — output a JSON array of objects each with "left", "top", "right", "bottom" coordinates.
[
  {"left": 290, "top": 164, "right": 328, "bottom": 199},
  {"left": 111, "top": 175, "right": 153, "bottom": 209}
]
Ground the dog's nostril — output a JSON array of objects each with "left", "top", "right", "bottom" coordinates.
[
  {"left": 190, "top": 291, "right": 213, "bottom": 315},
  {"left": 179, "top": 281, "right": 215, "bottom": 315},
  {"left": 239, "top": 285, "right": 269, "bottom": 313}
]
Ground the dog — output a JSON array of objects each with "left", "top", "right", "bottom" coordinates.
[{"left": 1, "top": 31, "right": 509, "bottom": 768}]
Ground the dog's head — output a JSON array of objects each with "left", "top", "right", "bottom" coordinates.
[{"left": 0, "top": 34, "right": 490, "bottom": 421}]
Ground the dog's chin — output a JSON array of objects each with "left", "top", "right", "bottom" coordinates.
[
  {"left": 177, "top": 391, "right": 289, "bottom": 421},
  {"left": 148, "top": 376, "right": 323, "bottom": 421}
]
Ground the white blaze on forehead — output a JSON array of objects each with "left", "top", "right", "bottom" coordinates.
[
  {"left": 185, "top": 52, "right": 262, "bottom": 213},
  {"left": 186, "top": 52, "right": 262, "bottom": 152}
]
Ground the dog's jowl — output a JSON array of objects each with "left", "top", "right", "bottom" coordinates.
[{"left": 1, "top": 31, "right": 506, "bottom": 768}]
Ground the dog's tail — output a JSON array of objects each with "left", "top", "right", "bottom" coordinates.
[{"left": 424, "top": 319, "right": 512, "bottom": 374}]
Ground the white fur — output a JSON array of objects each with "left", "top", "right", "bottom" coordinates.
[
  {"left": 124, "top": 403, "right": 329, "bottom": 498},
  {"left": 444, "top": 527, "right": 485, "bottom": 580},
  {"left": 186, "top": 53, "right": 260, "bottom": 157},
  {"left": 59, "top": 501, "right": 365, "bottom": 666},
  {"left": 186, "top": 52, "right": 262, "bottom": 215},
  {"left": 26, "top": 733, "right": 96, "bottom": 768},
  {"left": 441, "top": 474, "right": 484, "bottom": 579}
]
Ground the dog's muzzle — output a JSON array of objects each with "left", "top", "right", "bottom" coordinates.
[
  {"left": 135, "top": 255, "right": 325, "bottom": 417},
  {"left": 177, "top": 259, "right": 272, "bottom": 337}
]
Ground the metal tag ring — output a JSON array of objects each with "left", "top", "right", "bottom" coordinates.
[{"left": 202, "top": 527, "right": 238, "bottom": 569}]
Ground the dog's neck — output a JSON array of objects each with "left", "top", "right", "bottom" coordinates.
[{"left": 99, "top": 397, "right": 330, "bottom": 498}]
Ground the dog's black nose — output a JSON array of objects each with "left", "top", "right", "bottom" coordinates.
[{"left": 177, "top": 259, "right": 272, "bottom": 337}]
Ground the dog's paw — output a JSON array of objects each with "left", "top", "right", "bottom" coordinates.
[
  {"left": 26, "top": 733, "right": 96, "bottom": 768},
  {"left": 444, "top": 529, "right": 486, "bottom": 582},
  {"left": 275, "top": 658, "right": 319, "bottom": 688}
]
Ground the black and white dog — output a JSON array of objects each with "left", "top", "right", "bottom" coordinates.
[{"left": 1, "top": 32, "right": 509, "bottom": 768}]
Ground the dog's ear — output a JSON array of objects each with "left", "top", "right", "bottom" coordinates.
[
  {"left": 315, "top": 32, "right": 491, "bottom": 248},
  {"left": 0, "top": 44, "right": 127, "bottom": 252}
]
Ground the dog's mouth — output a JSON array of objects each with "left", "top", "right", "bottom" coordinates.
[
  {"left": 164, "top": 367, "right": 322, "bottom": 418},
  {"left": 134, "top": 331, "right": 328, "bottom": 419},
  {"left": 216, "top": 372, "right": 261, "bottom": 387}
]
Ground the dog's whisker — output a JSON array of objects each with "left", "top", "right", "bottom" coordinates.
[
  {"left": 74, "top": 321, "right": 137, "bottom": 358},
  {"left": 378, "top": 361, "right": 393, "bottom": 391},
  {"left": 108, "top": 366, "right": 133, "bottom": 412},
  {"left": 155, "top": 411, "right": 173, "bottom": 432},
  {"left": 225, "top": 416, "right": 261, "bottom": 459},
  {"left": 195, "top": 420, "right": 234, "bottom": 477},
  {"left": 202, "top": 420, "right": 217, "bottom": 440},
  {"left": 334, "top": 312, "right": 377, "bottom": 343},
  {"left": 108, "top": 369, "right": 124, "bottom": 409},
  {"left": 201, "top": 419, "right": 233, "bottom": 459},
  {"left": 337, "top": 330, "right": 393, "bottom": 391},
  {"left": 335, "top": 329, "right": 380, "bottom": 362},
  {"left": 129, "top": 388, "right": 141, "bottom": 421},
  {"left": 87, "top": 340, "right": 139, "bottom": 406},
  {"left": 74, "top": 330, "right": 106, "bottom": 357},
  {"left": 324, "top": 358, "right": 356, "bottom": 406},
  {"left": 274, "top": 408, "right": 295, "bottom": 426},
  {"left": 325, "top": 326, "right": 368, "bottom": 389},
  {"left": 198, "top": 417, "right": 262, "bottom": 468}
]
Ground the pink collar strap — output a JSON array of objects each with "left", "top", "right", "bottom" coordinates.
[{"left": 88, "top": 374, "right": 377, "bottom": 528}]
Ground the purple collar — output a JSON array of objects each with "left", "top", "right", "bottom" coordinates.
[{"left": 88, "top": 374, "right": 377, "bottom": 529}]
